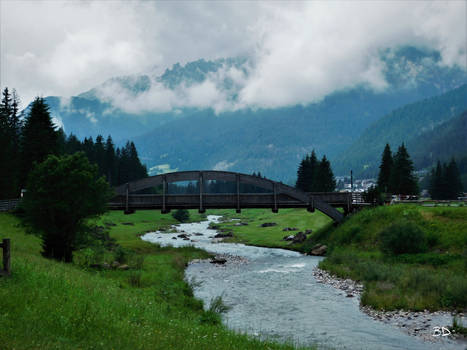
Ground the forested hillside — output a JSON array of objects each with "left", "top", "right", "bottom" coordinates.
[
  {"left": 335, "top": 84, "right": 467, "bottom": 177},
  {"left": 409, "top": 110, "right": 467, "bottom": 169}
]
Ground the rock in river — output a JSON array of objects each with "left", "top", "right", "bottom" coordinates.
[
  {"left": 310, "top": 244, "right": 327, "bottom": 256},
  {"left": 292, "top": 232, "right": 307, "bottom": 243}
]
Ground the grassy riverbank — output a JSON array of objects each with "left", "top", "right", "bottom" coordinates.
[
  {"left": 209, "top": 208, "right": 333, "bottom": 250},
  {"left": 310, "top": 205, "right": 467, "bottom": 311},
  {"left": 0, "top": 211, "right": 311, "bottom": 350},
  {"left": 216, "top": 205, "right": 467, "bottom": 312}
]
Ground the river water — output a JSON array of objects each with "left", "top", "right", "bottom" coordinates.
[{"left": 142, "top": 215, "right": 464, "bottom": 350}]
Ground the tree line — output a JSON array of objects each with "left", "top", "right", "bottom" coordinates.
[
  {"left": 428, "top": 159, "right": 463, "bottom": 200},
  {"left": 295, "top": 151, "right": 336, "bottom": 192},
  {"left": 376, "top": 142, "right": 463, "bottom": 199},
  {"left": 1, "top": 87, "right": 149, "bottom": 261},
  {"left": 377, "top": 143, "right": 418, "bottom": 195},
  {"left": 0, "top": 88, "right": 147, "bottom": 199},
  {"left": 60, "top": 133, "right": 147, "bottom": 187}
]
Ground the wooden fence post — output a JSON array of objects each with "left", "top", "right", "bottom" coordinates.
[{"left": 0, "top": 238, "right": 11, "bottom": 276}]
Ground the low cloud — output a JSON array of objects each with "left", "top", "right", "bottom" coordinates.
[
  {"left": 213, "top": 160, "right": 237, "bottom": 171},
  {"left": 1, "top": 1, "right": 465, "bottom": 111}
]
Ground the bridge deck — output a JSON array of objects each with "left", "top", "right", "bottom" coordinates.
[{"left": 109, "top": 192, "right": 357, "bottom": 223}]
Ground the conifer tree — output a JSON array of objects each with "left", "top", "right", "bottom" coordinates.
[
  {"left": 317, "top": 155, "right": 336, "bottom": 192},
  {"left": 307, "top": 151, "right": 319, "bottom": 192},
  {"left": 445, "top": 158, "right": 463, "bottom": 199},
  {"left": 20, "top": 97, "right": 58, "bottom": 188},
  {"left": 0, "top": 88, "right": 15, "bottom": 198},
  {"left": 296, "top": 150, "right": 335, "bottom": 192},
  {"left": 377, "top": 143, "right": 393, "bottom": 193},
  {"left": 429, "top": 159, "right": 463, "bottom": 199},
  {"left": 94, "top": 135, "right": 106, "bottom": 178},
  {"left": 295, "top": 158, "right": 307, "bottom": 191},
  {"left": 105, "top": 135, "right": 117, "bottom": 186},
  {"left": 65, "top": 133, "right": 82, "bottom": 154},
  {"left": 389, "top": 143, "right": 418, "bottom": 195}
]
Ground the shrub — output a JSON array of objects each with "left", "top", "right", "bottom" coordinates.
[
  {"left": 379, "top": 220, "right": 427, "bottom": 255},
  {"left": 172, "top": 209, "right": 190, "bottom": 223},
  {"left": 208, "top": 296, "right": 231, "bottom": 314},
  {"left": 114, "top": 246, "right": 129, "bottom": 264},
  {"left": 128, "top": 272, "right": 142, "bottom": 287},
  {"left": 200, "top": 296, "right": 231, "bottom": 325},
  {"left": 23, "top": 153, "right": 111, "bottom": 262},
  {"left": 199, "top": 310, "right": 221, "bottom": 325}
]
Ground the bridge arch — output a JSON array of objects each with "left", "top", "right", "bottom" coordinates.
[{"left": 112, "top": 170, "right": 344, "bottom": 222}]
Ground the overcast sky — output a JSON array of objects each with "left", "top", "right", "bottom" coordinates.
[{"left": 1, "top": 0, "right": 466, "bottom": 110}]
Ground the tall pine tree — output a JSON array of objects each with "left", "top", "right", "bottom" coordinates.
[
  {"left": 429, "top": 159, "right": 462, "bottom": 199},
  {"left": 377, "top": 143, "right": 393, "bottom": 193},
  {"left": 389, "top": 143, "right": 418, "bottom": 195},
  {"left": 20, "top": 97, "right": 59, "bottom": 188},
  {"left": 0, "top": 88, "right": 22, "bottom": 198},
  {"left": 317, "top": 155, "right": 336, "bottom": 192}
]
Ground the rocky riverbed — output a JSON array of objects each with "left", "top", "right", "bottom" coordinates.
[{"left": 313, "top": 266, "right": 466, "bottom": 344}]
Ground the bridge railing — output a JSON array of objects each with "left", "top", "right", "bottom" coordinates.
[{"left": 0, "top": 199, "right": 20, "bottom": 212}]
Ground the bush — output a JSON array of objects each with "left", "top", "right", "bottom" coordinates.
[
  {"left": 128, "top": 272, "right": 142, "bottom": 287},
  {"left": 113, "top": 246, "right": 129, "bottom": 264},
  {"left": 23, "top": 153, "right": 111, "bottom": 262},
  {"left": 171, "top": 209, "right": 190, "bottom": 223},
  {"left": 379, "top": 220, "right": 427, "bottom": 255}
]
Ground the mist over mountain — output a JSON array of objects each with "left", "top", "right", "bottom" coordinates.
[{"left": 40, "top": 46, "right": 467, "bottom": 182}]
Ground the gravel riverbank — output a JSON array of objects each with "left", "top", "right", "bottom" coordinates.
[{"left": 313, "top": 266, "right": 466, "bottom": 344}]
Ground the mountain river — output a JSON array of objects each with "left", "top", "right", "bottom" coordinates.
[{"left": 141, "top": 215, "right": 465, "bottom": 350}]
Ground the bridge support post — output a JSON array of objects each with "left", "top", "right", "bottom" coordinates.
[
  {"left": 307, "top": 196, "right": 315, "bottom": 213},
  {"left": 199, "top": 172, "right": 205, "bottom": 213},
  {"left": 272, "top": 182, "right": 278, "bottom": 213},
  {"left": 346, "top": 192, "right": 351, "bottom": 215},
  {"left": 161, "top": 176, "right": 169, "bottom": 214},
  {"left": 124, "top": 183, "right": 134, "bottom": 214},
  {"left": 236, "top": 174, "right": 241, "bottom": 213}
]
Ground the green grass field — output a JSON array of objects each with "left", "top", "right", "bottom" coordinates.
[
  {"left": 209, "top": 208, "right": 333, "bottom": 249},
  {"left": 0, "top": 211, "right": 312, "bottom": 350}
]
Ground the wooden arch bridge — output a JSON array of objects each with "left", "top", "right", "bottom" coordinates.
[{"left": 109, "top": 170, "right": 363, "bottom": 223}]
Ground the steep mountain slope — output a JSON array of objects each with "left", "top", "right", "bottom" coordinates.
[
  {"left": 38, "top": 47, "right": 467, "bottom": 181},
  {"left": 335, "top": 85, "right": 467, "bottom": 178},
  {"left": 409, "top": 110, "right": 467, "bottom": 169}
]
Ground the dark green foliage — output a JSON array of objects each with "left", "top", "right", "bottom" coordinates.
[
  {"left": 116, "top": 141, "right": 148, "bottom": 185},
  {"left": 316, "top": 155, "right": 336, "bottom": 192},
  {"left": 20, "top": 97, "right": 59, "bottom": 187},
  {"left": 362, "top": 185, "right": 384, "bottom": 205},
  {"left": 429, "top": 158, "right": 463, "bottom": 199},
  {"left": 23, "top": 152, "right": 112, "bottom": 262},
  {"left": 296, "top": 150, "right": 335, "bottom": 192},
  {"left": 61, "top": 134, "right": 147, "bottom": 186},
  {"left": 172, "top": 209, "right": 190, "bottom": 223},
  {"left": 0, "top": 88, "right": 22, "bottom": 198},
  {"left": 377, "top": 144, "right": 393, "bottom": 193},
  {"left": 379, "top": 220, "right": 427, "bottom": 255},
  {"left": 389, "top": 143, "right": 418, "bottom": 194}
]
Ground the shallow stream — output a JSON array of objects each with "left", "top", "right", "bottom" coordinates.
[{"left": 142, "top": 215, "right": 464, "bottom": 350}]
